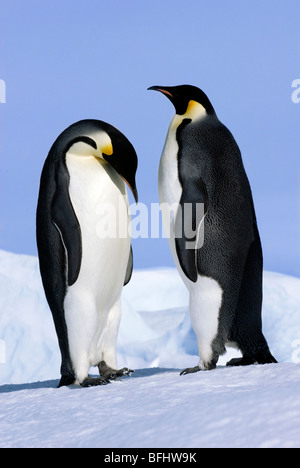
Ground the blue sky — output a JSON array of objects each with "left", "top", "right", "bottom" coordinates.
[{"left": 1, "top": 0, "right": 299, "bottom": 276}]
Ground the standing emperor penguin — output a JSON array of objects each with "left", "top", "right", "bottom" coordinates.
[
  {"left": 148, "top": 85, "right": 277, "bottom": 374},
  {"left": 36, "top": 119, "right": 138, "bottom": 387}
]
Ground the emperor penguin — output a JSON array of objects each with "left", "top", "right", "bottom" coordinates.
[
  {"left": 148, "top": 85, "right": 277, "bottom": 374},
  {"left": 36, "top": 119, "right": 138, "bottom": 387}
]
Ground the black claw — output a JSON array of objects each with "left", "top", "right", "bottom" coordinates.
[{"left": 180, "top": 366, "right": 200, "bottom": 376}]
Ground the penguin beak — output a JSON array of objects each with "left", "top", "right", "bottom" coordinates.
[
  {"left": 132, "top": 186, "right": 138, "bottom": 204},
  {"left": 148, "top": 86, "right": 174, "bottom": 99},
  {"left": 148, "top": 86, "right": 177, "bottom": 112},
  {"left": 124, "top": 180, "right": 138, "bottom": 204},
  {"left": 102, "top": 155, "right": 138, "bottom": 204}
]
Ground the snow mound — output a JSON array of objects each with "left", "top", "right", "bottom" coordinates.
[
  {"left": 0, "top": 250, "right": 300, "bottom": 448},
  {"left": 0, "top": 249, "right": 299, "bottom": 385}
]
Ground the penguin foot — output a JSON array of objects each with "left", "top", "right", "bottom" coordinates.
[
  {"left": 226, "top": 357, "right": 254, "bottom": 367},
  {"left": 81, "top": 376, "right": 111, "bottom": 387},
  {"left": 98, "top": 360, "right": 134, "bottom": 380},
  {"left": 180, "top": 366, "right": 200, "bottom": 376},
  {"left": 112, "top": 367, "right": 134, "bottom": 380},
  {"left": 226, "top": 353, "right": 277, "bottom": 367}
]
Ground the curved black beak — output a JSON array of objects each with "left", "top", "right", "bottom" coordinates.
[
  {"left": 148, "top": 86, "right": 174, "bottom": 99},
  {"left": 130, "top": 184, "right": 138, "bottom": 204},
  {"left": 117, "top": 175, "right": 138, "bottom": 204}
]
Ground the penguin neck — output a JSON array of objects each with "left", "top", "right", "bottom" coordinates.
[{"left": 171, "top": 100, "right": 207, "bottom": 130}]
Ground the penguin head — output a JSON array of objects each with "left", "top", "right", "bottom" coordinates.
[
  {"left": 63, "top": 121, "right": 138, "bottom": 202},
  {"left": 148, "top": 85, "right": 215, "bottom": 118},
  {"left": 100, "top": 131, "right": 138, "bottom": 203}
]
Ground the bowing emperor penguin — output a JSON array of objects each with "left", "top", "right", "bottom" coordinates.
[
  {"left": 148, "top": 85, "right": 277, "bottom": 374},
  {"left": 36, "top": 119, "right": 138, "bottom": 387}
]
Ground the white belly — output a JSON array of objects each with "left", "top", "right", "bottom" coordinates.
[
  {"left": 158, "top": 120, "right": 223, "bottom": 368},
  {"left": 64, "top": 154, "right": 131, "bottom": 381}
]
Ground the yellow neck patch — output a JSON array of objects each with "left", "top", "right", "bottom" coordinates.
[
  {"left": 171, "top": 100, "right": 206, "bottom": 130},
  {"left": 184, "top": 100, "right": 206, "bottom": 120},
  {"left": 101, "top": 142, "right": 113, "bottom": 156}
]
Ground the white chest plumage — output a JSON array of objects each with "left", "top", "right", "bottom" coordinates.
[
  {"left": 158, "top": 120, "right": 182, "bottom": 220},
  {"left": 158, "top": 116, "right": 189, "bottom": 286},
  {"left": 64, "top": 153, "right": 131, "bottom": 382},
  {"left": 66, "top": 154, "right": 130, "bottom": 299}
]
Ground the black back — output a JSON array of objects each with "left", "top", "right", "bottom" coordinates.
[{"left": 175, "top": 114, "right": 260, "bottom": 284}]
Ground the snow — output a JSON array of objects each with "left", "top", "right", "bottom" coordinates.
[{"left": 0, "top": 249, "right": 300, "bottom": 448}]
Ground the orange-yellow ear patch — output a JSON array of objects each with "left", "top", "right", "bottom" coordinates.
[
  {"left": 185, "top": 100, "right": 206, "bottom": 120},
  {"left": 171, "top": 100, "right": 206, "bottom": 131},
  {"left": 101, "top": 142, "right": 113, "bottom": 156}
]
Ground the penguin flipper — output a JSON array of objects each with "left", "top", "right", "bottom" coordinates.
[
  {"left": 52, "top": 162, "right": 82, "bottom": 287},
  {"left": 175, "top": 178, "right": 208, "bottom": 283},
  {"left": 124, "top": 245, "right": 133, "bottom": 286}
]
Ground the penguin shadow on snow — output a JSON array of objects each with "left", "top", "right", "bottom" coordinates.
[
  {"left": 64, "top": 367, "right": 181, "bottom": 388},
  {"left": 0, "top": 379, "right": 60, "bottom": 394},
  {"left": 0, "top": 368, "right": 181, "bottom": 393},
  {"left": 129, "top": 367, "right": 180, "bottom": 379}
]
